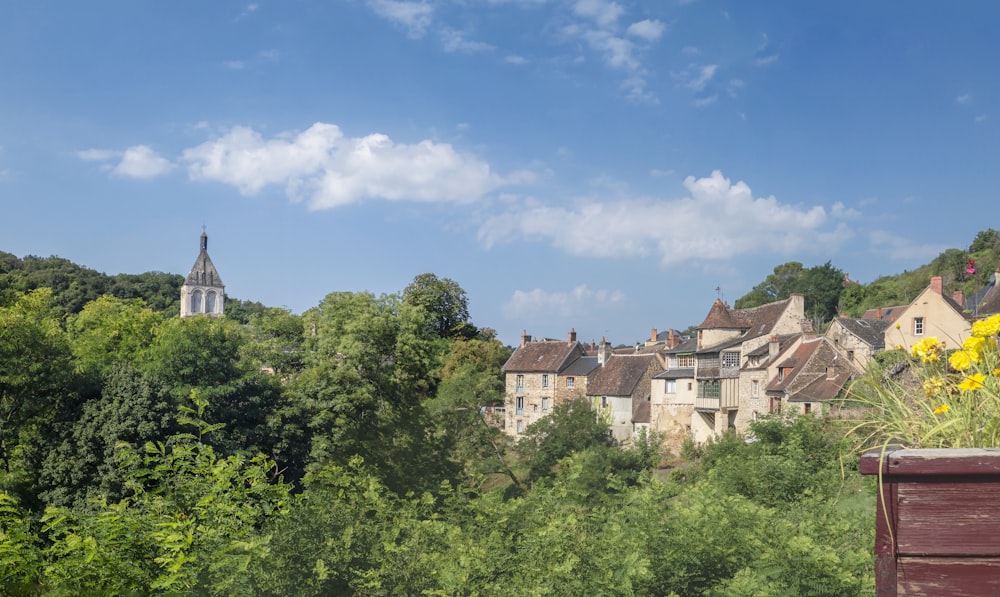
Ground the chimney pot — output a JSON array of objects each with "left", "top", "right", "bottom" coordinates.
[
  {"left": 568, "top": 327, "right": 577, "bottom": 344},
  {"left": 651, "top": 328, "right": 657, "bottom": 343}
]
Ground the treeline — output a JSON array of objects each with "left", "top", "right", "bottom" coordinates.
[
  {"left": 734, "top": 229, "right": 1000, "bottom": 328},
  {"left": 0, "top": 257, "right": 875, "bottom": 593}
]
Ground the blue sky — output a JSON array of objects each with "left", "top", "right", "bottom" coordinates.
[{"left": 2, "top": 1, "right": 998, "bottom": 346}]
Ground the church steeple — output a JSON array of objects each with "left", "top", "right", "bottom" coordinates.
[{"left": 180, "top": 230, "right": 225, "bottom": 318}]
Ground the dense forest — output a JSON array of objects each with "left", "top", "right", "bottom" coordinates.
[{"left": 18, "top": 232, "right": 1000, "bottom": 593}]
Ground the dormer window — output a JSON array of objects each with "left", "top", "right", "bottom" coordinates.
[
  {"left": 914, "top": 317, "right": 925, "bottom": 336},
  {"left": 722, "top": 351, "right": 739, "bottom": 368}
]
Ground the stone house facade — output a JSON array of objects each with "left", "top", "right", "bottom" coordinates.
[
  {"left": 826, "top": 317, "right": 890, "bottom": 370},
  {"left": 586, "top": 350, "right": 661, "bottom": 445},
  {"left": 501, "top": 330, "right": 595, "bottom": 438}
]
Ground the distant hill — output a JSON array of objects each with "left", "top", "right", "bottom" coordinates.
[{"left": 734, "top": 229, "right": 1000, "bottom": 325}]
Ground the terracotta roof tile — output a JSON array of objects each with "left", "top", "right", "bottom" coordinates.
[{"left": 586, "top": 354, "right": 658, "bottom": 396}]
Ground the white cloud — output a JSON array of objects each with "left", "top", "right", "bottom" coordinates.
[
  {"left": 439, "top": 28, "right": 494, "bottom": 53},
  {"left": 502, "top": 284, "right": 626, "bottom": 319},
  {"left": 649, "top": 168, "right": 675, "bottom": 177},
  {"left": 505, "top": 54, "right": 527, "bottom": 64},
  {"left": 830, "top": 201, "right": 861, "bottom": 219},
  {"left": 976, "top": 113, "right": 989, "bottom": 123},
  {"left": 626, "top": 19, "right": 665, "bottom": 41},
  {"left": 957, "top": 94, "right": 973, "bottom": 105},
  {"left": 77, "top": 145, "right": 174, "bottom": 179},
  {"left": 77, "top": 148, "right": 119, "bottom": 162},
  {"left": 368, "top": 0, "right": 433, "bottom": 38},
  {"left": 113, "top": 145, "right": 175, "bottom": 178},
  {"left": 682, "top": 45, "right": 700, "bottom": 56},
  {"left": 678, "top": 63, "right": 718, "bottom": 91},
  {"left": 181, "top": 122, "right": 510, "bottom": 209},
  {"left": 692, "top": 95, "right": 717, "bottom": 107},
  {"left": 754, "top": 33, "right": 779, "bottom": 66},
  {"left": 223, "top": 60, "right": 246, "bottom": 70},
  {"left": 572, "top": 0, "right": 624, "bottom": 27},
  {"left": 480, "top": 170, "right": 851, "bottom": 266},
  {"left": 868, "top": 230, "right": 945, "bottom": 262}
]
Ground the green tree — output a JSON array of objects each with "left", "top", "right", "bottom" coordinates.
[
  {"left": 402, "top": 273, "right": 473, "bottom": 339},
  {"left": 517, "top": 399, "right": 613, "bottom": 484},
  {"left": 67, "top": 294, "right": 163, "bottom": 379},
  {"left": 0, "top": 289, "right": 74, "bottom": 476}
]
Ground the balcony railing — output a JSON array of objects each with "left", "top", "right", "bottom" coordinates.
[{"left": 695, "top": 396, "right": 720, "bottom": 411}]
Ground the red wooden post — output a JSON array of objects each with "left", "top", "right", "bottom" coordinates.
[{"left": 861, "top": 448, "right": 1000, "bottom": 596}]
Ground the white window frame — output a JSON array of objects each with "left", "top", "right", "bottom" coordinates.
[
  {"left": 566, "top": 376, "right": 575, "bottom": 388},
  {"left": 722, "top": 351, "right": 740, "bottom": 368},
  {"left": 542, "top": 374, "right": 549, "bottom": 388},
  {"left": 665, "top": 379, "right": 676, "bottom": 394},
  {"left": 541, "top": 397, "right": 549, "bottom": 411},
  {"left": 914, "top": 317, "right": 925, "bottom": 336}
]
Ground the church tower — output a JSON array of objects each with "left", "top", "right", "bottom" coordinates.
[{"left": 180, "top": 231, "right": 225, "bottom": 318}]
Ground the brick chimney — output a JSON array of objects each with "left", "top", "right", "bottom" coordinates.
[
  {"left": 651, "top": 328, "right": 658, "bottom": 343},
  {"left": 953, "top": 289, "right": 966, "bottom": 307},
  {"left": 568, "top": 327, "right": 577, "bottom": 344},
  {"left": 598, "top": 336, "right": 612, "bottom": 366},
  {"left": 930, "top": 276, "right": 943, "bottom": 295},
  {"left": 521, "top": 330, "right": 531, "bottom": 347},
  {"left": 769, "top": 335, "right": 780, "bottom": 362},
  {"left": 800, "top": 319, "right": 815, "bottom": 337},
  {"left": 668, "top": 329, "right": 678, "bottom": 349},
  {"left": 876, "top": 307, "right": 883, "bottom": 320}
]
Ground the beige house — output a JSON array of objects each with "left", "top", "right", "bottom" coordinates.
[
  {"left": 826, "top": 317, "right": 891, "bottom": 369},
  {"left": 501, "top": 330, "right": 596, "bottom": 438},
  {"left": 650, "top": 336, "right": 698, "bottom": 449},
  {"left": 883, "top": 276, "right": 971, "bottom": 352},
  {"left": 691, "top": 294, "right": 807, "bottom": 438}
]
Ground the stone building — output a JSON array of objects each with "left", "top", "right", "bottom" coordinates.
[
  {"left": 586, "top": 346, "right": 661, "bottom": 445},
  {"left": 501, "top": 330, "right": 596, "bottom": 438},
  {"left": 180, "top": 231, "right": 225, "bottom": 318},
  {"left": 826, "top": 317, "right": 891, "bottom": 369}
]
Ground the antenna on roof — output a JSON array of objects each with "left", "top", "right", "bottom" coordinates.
[{"left": 716, "top": 286, "right": 724, "bottom": 302}]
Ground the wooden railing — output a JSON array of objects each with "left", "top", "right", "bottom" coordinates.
[{"left": 860, "top": 447, "right": 1000, "bottom": 596}]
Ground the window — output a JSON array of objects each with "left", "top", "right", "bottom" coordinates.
[
  {"left": 542, "top": 374, "right": 549, "bottom": 388},
  {"left": 516, "top": 420, "right": 523, "bottom": 434},
  {"left": 847, "top": 350, "right": 855, "bottom": 363},
  {"left": 698, "top": 380, "right": 720, "bottom": 398},
  {"left": 566, "top": 376, "right": 575, "bottom": 388},
  {"left": 777, "top": 368, "right": 785, "bottom": 382},
  {"left": 678, "top": 355, "right": 695, "bottom": 368},
  {"left": 751, "top": 380, "right": 759, "bottom": 397},
  {"left": 804, "top": 403, "right": 812, "bottom": 415},
  {"left": 601, "top": 396, "right": 608, "bottom": 408},
  {"left": 516, "top": 375, "right": 524, "bottom": 393},
  {"left": 666, "top": 380, "right": 676, "bottom": 394},
  {"left": 722, "top": 351, "right": 739, "bottom": 368},
  {"left": 688, "top": 382, "right": 693, "bottom": 391},
  {"left": 191, "top": 289, "right": 203, "bottom": 313},
  {"left": 206, "top": 290, "right": 216, "bottom": 313},
  {"left": 533, "top": 403, "right": 538, "bottom": 412},
  {"left": 541, "top": 397, "right": 549, "bottom": 411},
  {"left": 914, "top": 317, "right": 925, "bottom": 336},
  {"left": 770, "top": 396, "right": 782, "bottom": 414},
  {"left": 516, "top": 397, "right": 524, "bottom": 415}
]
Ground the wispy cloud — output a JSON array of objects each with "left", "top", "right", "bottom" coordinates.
[
  {"left": 753, "top": 33, "right": 779, "bottom": 66},
  {"left": 480, "top": 170, "right": 853, "bottom": 266},
  {"left": 368, "top": 0, "right": 433, "bottom": 38},
  {"left": 956, "top": 93, "right": 973, "bottom": 105},
  {"left": 692, "top": 95, "right": 717, "bottom": 107},
  {"left": 572, "top": 0, "right": 624, "bottom": 27},
  {"left": 505, "top": 54, "right": 528, "bottom": 64},
  {"left": 502, "top": 284, "right": 626, "bottom": 319},
  {"left": 975, "top": 113, "right": 989, "bottom": 123},
  {"left": 676, "top": 63, "right": 718, "bottom": 92},
  {"left": 77, "top": 145, "right": 175, "bottom": 179},
  {"left": 180, "top": 122, "right": 523, "bottom": 209},
  {"left": 440, "top": 28, "right": 495, "bottom": 53},
  {"left": 626, "top": 19, "right": 666, "bottom": 41}
]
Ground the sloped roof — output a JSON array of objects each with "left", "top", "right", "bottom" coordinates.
[
  {"left": 561, "top": 355, "right": 600, "bottom": 376},
  {"left": 653, "top": 368, "right": 694, "bottom": 379},
  {"left": 861, "top": 305, "right": 908, "bottom": 322},
  {"left": 833, "top": 317, "right": 891, "bottom": 350},
  {"left": 968, "top": 273, "right": 1000, "bottom": 316},
  {"left": 697, "top": 299, "right": 743, "bottom": 329},
  {"left": 768, "top": 337, "right": 855, "bottom": 401},
  {"left": 586, "top": 353, "right": 657, "bottom": 397},
  {"left": 662, "top": 337, "right": 698, "bottom": 354},
  {"left": 696, "top": 296, "right": 795, "bottom": 340},
  {"left": 787, "top": 368, "right": 852, "bottom": 402},
  {"left": 184, "top": 232, "right": 224, "bottom": 288},
  {"left": 502, "top": 340, "right": 586, "bottom": 373}
]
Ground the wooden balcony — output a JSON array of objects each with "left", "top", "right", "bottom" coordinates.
[{"left": 695, "top": 396, "right": 720, "bottom": 411}]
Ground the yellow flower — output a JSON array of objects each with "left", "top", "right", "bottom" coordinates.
[
  {"left": 962, "top": 336, "right": 988, "bottom": 363},
  {"left": 958, "top": 373, "right": 988, "bottom": 392},
  {"left": 993, "top": 368, "right": 1000, "bottom": 376},
  {"left": 911, "top": 337, "right": 943, "bottom": 363},
  {"left": 949, "top": 350, "right": 974, "bottom": 371},
  {"left": 934, "top": 404, "right": 951, "bottom": 414},
  {"left": 972, "top": 314, "right": 1000, "bottom": 338},
  {"left": 923, "top": 377, "right": 945, "bottom": 396}
]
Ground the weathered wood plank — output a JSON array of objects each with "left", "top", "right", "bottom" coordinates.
[
  {"left": 896, "top": 482, "right": 1000, "bottom": 556},
  {"left": 898, "top": 557, "right": 1000, "bottom": 596},
  {"left": 861, "top": 448, "right": 1000, "bottom": 476}
]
